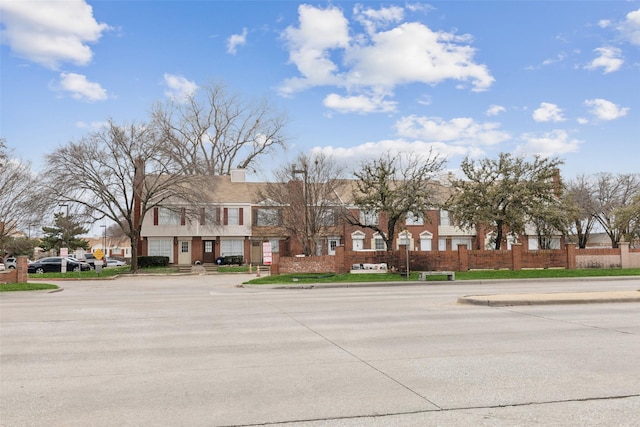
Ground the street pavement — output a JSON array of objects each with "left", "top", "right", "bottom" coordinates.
[{"left": 1, "top": 274, "right": 639, "bottom": 426}]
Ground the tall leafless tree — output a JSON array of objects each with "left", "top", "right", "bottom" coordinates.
[
  {"left": 41, "top": 120, "right": 212, "bottom": 272},
  {"left": 151, "top": 81, "right": 288, "bottom": 175},
  {"left": 346, "top": 150, "right": 446, "bottom": 252},
  {"left": 564, "top": 175, "right": 597, "bottom": 248},
  {"left": 259, "top": 152, "right": 346, "bottom": 256},
  {"left": 0, "top": 140, "right": 49, "bottom": 250},
  {"left": 613, "top": 193, "right": 640, "bottom": 247}
]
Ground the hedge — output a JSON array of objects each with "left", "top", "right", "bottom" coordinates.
[{"left": 137, "top": 256, "right": 170, "bottom": 268}]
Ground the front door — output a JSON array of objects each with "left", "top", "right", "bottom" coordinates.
[
  {"left": 328, "top": 238, "right": 339, "bottom": 256},
  {"left": 178, "top": 240, "right": 191, "bottom": 265},
  {"left": 203, "top": 240, "right": 215, "bottom": 263},
  {"left": 250, "top": 240, "right": 262, "bottom": 265}
]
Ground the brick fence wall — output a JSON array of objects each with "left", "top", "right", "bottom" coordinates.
[
  {"left": 273, "top": 243, "right": 639, "bottom": 274},
  {"left": 0, "top": 257, "right": 29, "bottom": 284}
]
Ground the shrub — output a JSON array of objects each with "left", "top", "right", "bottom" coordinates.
[
  {"left": 223, "top": 255, "right": 243, "bottom": 265},
  {"left": 137, "top": 256, "right": 170, "bottom": 268}
]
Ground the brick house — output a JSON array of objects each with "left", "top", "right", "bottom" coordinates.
[{"left": 137, "top": 171, "right": 559, "bottom": 265}]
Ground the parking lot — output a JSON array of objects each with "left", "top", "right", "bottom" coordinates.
[{"left": 1, "top": 275, "right": 639, "bottom": 426}]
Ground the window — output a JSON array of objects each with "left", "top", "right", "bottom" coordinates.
[
  {"left": 439, "top": 210, "right": 451, "bottom": 226},
  {"left": 452, "top": 237, "right": 471, "bottom": 249},
  {"left": 148, "top": 239, "right": 173, "bottom": 262},
  {"left": 360, "top": 210, "right": 378, "bottom": 225},
  {"left": 374, "top": 236, "right": 386, "bottom": 250},
  {"left": 220, "top": 239, "right": 243, "bottom": 256},
  {"left": 351, "top": 231, "right": 365, "bottom": 251},
  {"left": 419, "top": 231, "right": 433, "bottom": 251},
  {"left": 405, "top": 212, "right": 424, "bottom": 226},
  {"left": 438, "top": 237, "right": 447, "bottom": 251},
  {"left": 255, "top": 208, "right": 280, "bottom": 226},
  {"left": 227, "top": 208, "right": 240, "bottom": 225},
  {"left": 158, "top": 208, "right": 180, "bottom": 225},
  {"left": 269, "top": 239, "right": 280, "bottom": 253},
  {"left": 181, "top": 241, "right": 189, "bottom": 253},
  {"left": 397, "top": 231, "right": 411, "bottom": 247},
  {"left": 318, "top": 208, "right": 336, "bottom": 226},
  {"left": 204, "top": 241, "right": 213, "bottom": 253}
]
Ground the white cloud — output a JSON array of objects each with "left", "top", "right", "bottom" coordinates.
[
  {"left": 312, "top": 139, "right": 474, "bottom": 165},
  {"left": 353, "top": 4, "right": 404, "bottom": 35},
  {"left": 617, "top": 8, "right": 640, "bottom": 45},
  {"left": 598, "top": 19, "right": 612, "bottom": 29},
  {"left": 76, "top": 120, "right": 108, "bottom": 130},
  {"left": 279, "top": 4, "right": 494, "bottom": 109},
  {"left": 323, "top": 93, "right": 397, "bottom": 113},
  {"left": 279, "top": 4, "right": 350, "bottom": 96},
  {"left": 227, "top": 28, "right": 248, "bottom": 55},
  {"left": 57, "top": 72, "right": 107, "bottom": 102},
  {"left": 532, "top": 102, "right": 565, "bottom": 122},
  {"left": 163, "top": 73, "right": 198, "bottom": 102},
  {"left": 0, "top": 0, "right": 110, "bottom": 69},
  {"left": 518, "top": 130, "right": 581, "bottom": 156},
  {"left": 395, "top": 115, "right": 510, "bottom": 146},
  {"left": 584, "top": 98, "right": 629, "bottom": 120},
  {"left": 585, "top": 46, "right": 623, "bottom": 73},
  {"left": 486, "top": 105, "right": 506, "bottom": 116},
  {"left": 345, "top": 22, "right": 493, "bottom": 92}
]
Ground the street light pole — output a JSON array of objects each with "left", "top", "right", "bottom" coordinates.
[
  {"left": 292, "top": 166, "right": 308, "bottom": 255},
  {"left": 100, "top": 224, "right": 107, "bottom": 259},
  {"left": 58, "top": 204, "right": 69, "bottom": 252}
]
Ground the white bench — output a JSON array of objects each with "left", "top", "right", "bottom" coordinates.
[{"left": 418, "top": 271, "right": 455, "bottom": 281}]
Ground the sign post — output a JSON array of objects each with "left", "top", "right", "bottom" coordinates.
[
  {"left": 94, "top": 249, "right": 104, "bottom": 273},
  {"left": 60, "top": 247, "right": 68, "bottom": 273}
]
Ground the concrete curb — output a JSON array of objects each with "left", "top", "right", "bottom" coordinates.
[{"left": 458, "top": 290, "right": 640, "bottom": 307}]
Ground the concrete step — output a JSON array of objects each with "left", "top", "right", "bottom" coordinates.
[{"left": 176, "top": 264, "right": 219, "bottom": 273}]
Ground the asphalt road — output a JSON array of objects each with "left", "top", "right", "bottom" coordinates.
[{"left": 1, "top": 275, "right": 639, "bottom": 426}]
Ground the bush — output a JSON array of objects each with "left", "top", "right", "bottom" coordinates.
[
  {"left": 223, "top": 255, "right": 243, "bottom": 265},
  {"left": 137, "top": 256, "right": 170, "bottom": 268}
]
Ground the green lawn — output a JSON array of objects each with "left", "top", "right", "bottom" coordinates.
[
  {"left": 245, "top": 268, "right": 640, "bottom": 285},
  {"left": 1, "top": 282, "right": 59, "bottom": 292},
  {"left": 4, "top": 266, "right": 638, "bottom": 291}
]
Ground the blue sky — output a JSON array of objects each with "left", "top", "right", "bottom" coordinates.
[{"left": 1, "top": 1, "right": 639, "bottom": 180}]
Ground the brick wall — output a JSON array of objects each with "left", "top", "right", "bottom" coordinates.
[{"left": 271, "top": 244, "right": 639, "bottom": 274}]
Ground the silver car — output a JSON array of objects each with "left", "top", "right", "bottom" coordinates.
[{"left": 4, "top": 257, "right": 17, "bottom": 269}]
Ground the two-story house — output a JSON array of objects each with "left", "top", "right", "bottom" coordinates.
[{"left": 138, "top": 171, "right": 558, "bottom": 265}]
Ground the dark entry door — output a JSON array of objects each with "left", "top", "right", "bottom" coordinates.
[{"left": 203, "top": 240, "right": 215, "bottom": 263}]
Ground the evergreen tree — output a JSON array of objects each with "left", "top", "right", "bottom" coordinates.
[{"left": 40, "top": 213, "right": 90, "bottom": 252}]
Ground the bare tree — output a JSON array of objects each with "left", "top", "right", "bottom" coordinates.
[
  {"left": 589, "top": 173, "right": 640, "bottom": 248},
  {"left": 41, "top": 120, "right": 211, "bottom": 272},
  {"left": 0, "top": 140, "right": 50, "bottom": 249},
  {"left": 613, "top": 193, "right": 640, "bottom": 247},
  {"left": 564, "top": 175, "right": 597, "bottom": 248},
  {"left": 346, "top": 150, "right": 446, "bottom": 252},
  {"left": 259, "top": 152, "right": 346, "bottom": 256},
  {"left": 151, "top": 81, "right": 288, "bottom": 175},
  {"left": 447, "top": 153, "right": 564, "bottom": 250}
]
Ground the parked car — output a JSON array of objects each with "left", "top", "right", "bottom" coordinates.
[
  {"left": 4, "top": 257, "right": 17, "bottom": 269},
  {"left": 106, "top": 259, "right": 126, "bottom": 267},
  {"left": 0, "top": 263, "right": 5, "bottom": 271},
  {"left": 27, "top": 257, "right": 91, "bottom": 274}
]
